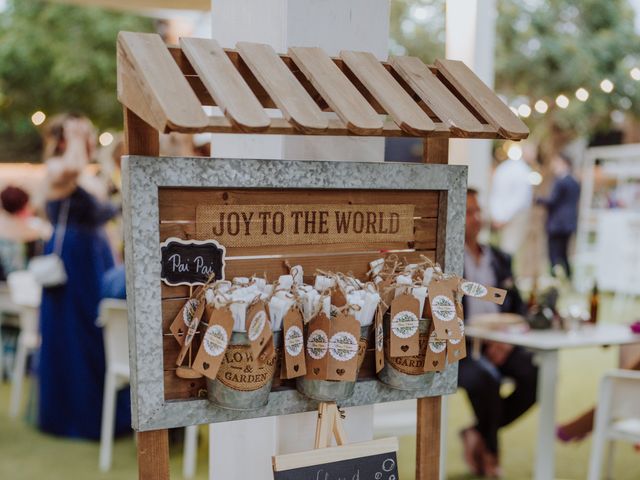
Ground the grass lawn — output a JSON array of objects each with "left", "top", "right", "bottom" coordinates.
[{"left": 1, "top": 295, "right": 639, "bottom": 479}]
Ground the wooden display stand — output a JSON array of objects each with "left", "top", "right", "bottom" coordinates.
[{"left": 118, "top": 31, "right": 527, "bottom": 480}]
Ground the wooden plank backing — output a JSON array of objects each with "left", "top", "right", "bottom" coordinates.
[
  {"left": 237, "top": 42, "right": 328, "bottom": 134},
  {"left": 340, "top": 50, "right": 436, "bottom": 136},
  {"left": 435, "top": 59, "right": 529, "bottom": 140},
  {"left": 180, "top": 37, "right": 270, "bottom": 133},
  {"left": 390, "top": 56, "right": 489, "bottom": 137},
  {"left": 289, "top": 47, "right": 383, "bottom": 136},
  {"left": 117, "top": 32, "right": 208, "bottom": 132}
]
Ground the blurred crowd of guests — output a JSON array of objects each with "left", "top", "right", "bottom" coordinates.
[{"left": 0, "top": 115, "right": 209, "bottom": 440}]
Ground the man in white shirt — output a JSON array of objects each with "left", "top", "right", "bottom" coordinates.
[{"left": 489, "top": 155, "right": 533, "bottom": 256}]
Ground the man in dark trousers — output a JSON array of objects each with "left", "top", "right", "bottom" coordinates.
[
  {"left": 458, "top": 189, "right": 538, "bottom": 478},
  {"left": 536, "top": 153, "right": 580, "bottom": 278}
]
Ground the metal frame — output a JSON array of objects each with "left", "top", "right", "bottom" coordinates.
[{"left": 122, "top": 155, "right": 467, "bottom": 431}]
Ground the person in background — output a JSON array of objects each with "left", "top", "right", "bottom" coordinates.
[
  {"left": 0, "top": 186, "right": 52, "bottom": 278},
  {"left": 536, "top": 152, "right": 580, "bottom": 279},
  {"left": 489, "top": 144, "right": 534, "bottom": 257},
  {"left": 458, "top": 188, "right": 537, "bottom": 478},
  {"left": 37, "top": 114, "right": 129, "bottom": 440}
]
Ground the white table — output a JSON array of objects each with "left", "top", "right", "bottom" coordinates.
[{"left": 465, "top": 323, "right": 640, "bottom": 480}]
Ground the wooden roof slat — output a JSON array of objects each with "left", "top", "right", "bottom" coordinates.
[
  {"left": 340, "top": 50, "right": 436, "bottom": 136},
  {"left": 117, "top": 32, "right": 208, "bottom": 132},
  {"left": 435, "top": 59, "right": 529, "bottom": 140},
  {"left": 236, "top": 42, "right": 328, "bottom": 134},
  {"left": 180, "top": 37, "right": 270, "bottom": 133},
  {"left": 288, "top": 46, "right": 383, "bottom": 136},
  {"left": 389, "top": 55, "right": 489, "bottom": 137}
]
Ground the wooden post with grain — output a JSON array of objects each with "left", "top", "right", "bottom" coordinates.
[{"left": 117, "top": 31, "right": 528, "bottom": 480}]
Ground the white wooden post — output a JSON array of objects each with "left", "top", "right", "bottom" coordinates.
[
  {"left": 446, "top": 0, "right": 497, "bottom": 201},
  {"left": 208, "top": 2, "right": 389, "bottom": 478}
]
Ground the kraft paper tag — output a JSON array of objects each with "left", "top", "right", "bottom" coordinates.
[
  {"left": 192, "top": 307, "right": 234, "bottom": 380},
  {"left": 170, "top": 289, "right": 205, "bottom": 346},
  {"left": 379, "top": 277, "right": 394, "bottom": 314},
  {"left": 447, "top": 306, "right": 467, "bottom": 363},
  {"left": 375, "top": 306, "right": 384, "bottom": 373},
  {"left": 175, "top": 299, "right": 206, "bottom": 366},
  {"left": 459, "top": 279, "right": 507, "bottom": 305},
  {"left": 326, "top": 313, "right": 360, "bottom": 382},
  {"left": 429, "top": 278, "right": 463, "bottom": 340},
  {"left": 245, "top": 301, "right": 274, "bottom": 363},
  {"left": 389, "top": 294, "right": 421, "bottom": 357},
  {"left": 331, "top": 287, "right": 347, "bottom": 309},
  {"left": 282, "top": 307, "right": 306, "bottom": 379},
  {"left": 304, "top": 312, "right": 331, "bottom": 380},
  {"left": 424, "top": 323, "right": 447, "bottom": 372}
]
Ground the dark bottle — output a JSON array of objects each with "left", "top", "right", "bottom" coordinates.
[{"left": 589, "top": 282, "right": 599, "bottom": 324}]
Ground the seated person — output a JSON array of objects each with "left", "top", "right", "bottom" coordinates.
[
  {"left": 557, "top": 345, "right": 640, "bottom": 442},
  {"left": 458, "top": 188, "right": 538, "bottom": 478},
  {"left": 0, "top": 185, "right": 52, "bottom": 277}
]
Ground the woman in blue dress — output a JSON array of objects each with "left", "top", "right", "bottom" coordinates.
[{"left": 38, "top": 115, "right": 130, "bottom": 439}]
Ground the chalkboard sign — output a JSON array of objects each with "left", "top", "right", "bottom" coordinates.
[
  {"left": 273, "top": 438, "right": 399, "bottom": 480},
  {"left": 160, "top": 237, "right": 226, "bottom": 286}
]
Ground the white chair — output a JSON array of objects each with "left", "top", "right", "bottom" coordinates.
[
  {"left": 6, "top": 271, "right": 41, "bottom": 418},
  {"left": 588, "top": 369, "right": 640, "bottom": 480},
  {"left": 97, "top": 298, "right": 199, "bottom": 478}
]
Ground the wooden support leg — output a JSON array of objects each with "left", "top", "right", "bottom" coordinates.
[
  {"left": 416, "top": 396, "right": 442, "bottom": 480},
  {"left": 138, "top": 429, "right": 170, "bottom": 480}
]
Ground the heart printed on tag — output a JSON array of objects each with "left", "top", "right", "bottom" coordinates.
[
  {"left": 202, "top": 362, "right": 210, "bottom": 370},
  {"left": 313, "top": 367, "right": 320, "bottom": 375},
  {"left": 285, "top": 325, "right": 304, "bottom": 357},
  {"left": 460, "top": 281, "right": 488, "bottom": 298},
  {"left": 306, "top": 329, "right": 329, "bottom": 360},
  {"left": 400, "top": 345, "right": 409, "bottom": 352},
  {"left": 293, "top": 364, "right": 299, "bottom": 372},
  {"left": 432, "top": 360, "right": 439, "bottom": 367},
  {"left": 336, "top": 368, "right": 346, "bottom": 376},
  {"left": 431, "top": 295, "right": 456, "bottom": 322},
  {"left": 391, "top": 310, "right": 419, "bottom": 338},
  {"left": 183, "top": 298, "right": 199, "bottom": 327},
  {"left": 248, "top": 309, "right": 267, "bottom": 342},
  {"left": 202, "top": 325, "right": 228, "bottom": 357},
  {"left": 328, "top": 331, "right": 358, "bottom": 362}
]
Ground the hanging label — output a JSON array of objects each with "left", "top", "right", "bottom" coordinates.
[
  {"left": 389, "top": 294, "right": 421, "bottom": 357},
  {"left": 304, "top": 312, "right": 331, "bottom": 380},
  {"left": 282, "top": 307, "right": 306, "bottom": 379},
  {"left": 169, "top": 287, "right": 205, "bottom": 346},
  {"left": 423, "top": 323, "right": 447, "bottom": 372},
  {"left": 326, "top": 313, "right": 360, "bottom": 382},
  {"left": 378, "top": 276, "right": 395, "bottom": 314},
  {"left": 375, "top": 306, "right": 384, "bottom": 373},
  {"left": 192, "top": 307, "right": 234, "bottom": 380},
  {"left": 356, "top": 327, "right": 369, "bottom": 371},
  {"left": 428, "top": 278, "right": 463, "bottom": 340},
  {"left": 448, "top": 306, "right": 467, "bottom": 363},
  {"left": 245, "top": 301, "right": 274, "bottom": 363},
  {"left": 175, "top": 298, "right": 206, "bottom": 366},
  {"left": 459, "top": 280, "right": 507, "bottom": 305}
]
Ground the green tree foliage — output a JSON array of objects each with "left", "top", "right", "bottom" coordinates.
[
  {"left": 389, "top": 0, "right": 445, "bottom": 63},
  {"left": 390, "top": 0, "right": 640, "bottom": 141},
  {"left": 0, "top": 0, "right": 154, "bottom": 161},
  {"left": 496, "top": 0, "right": 640, "bottom": 139}
]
